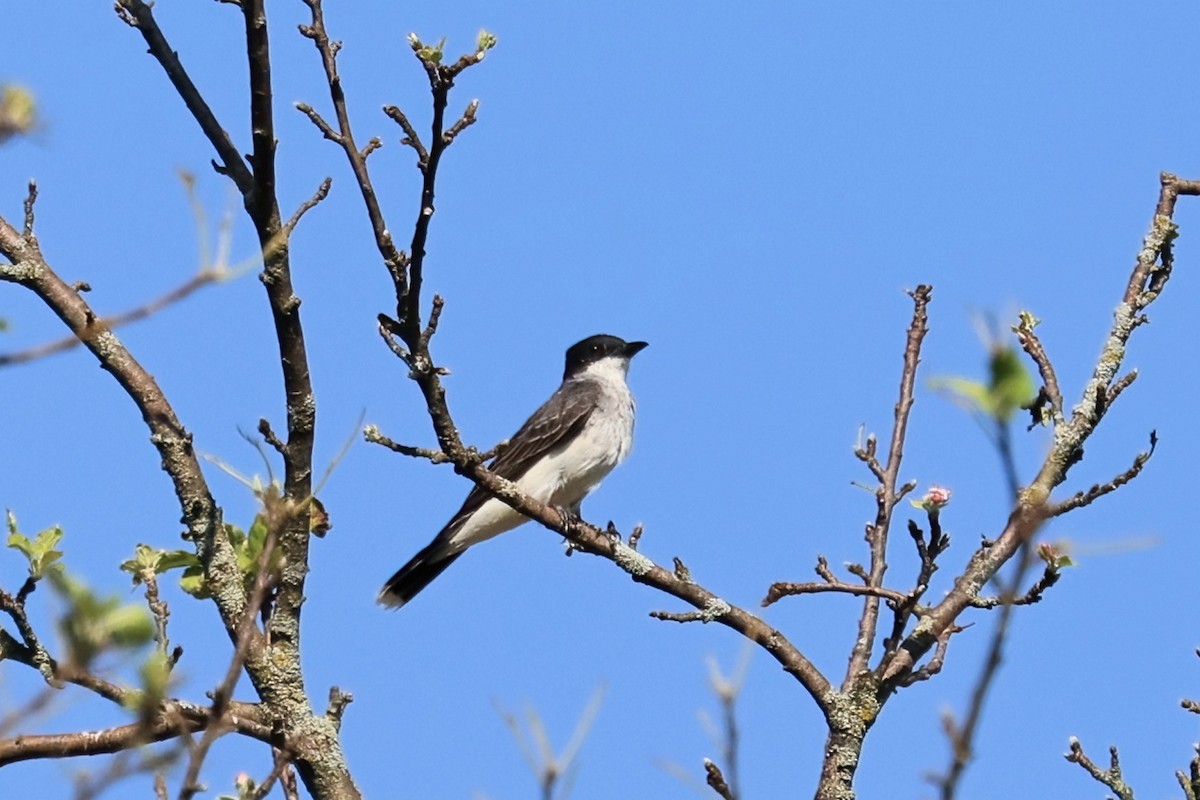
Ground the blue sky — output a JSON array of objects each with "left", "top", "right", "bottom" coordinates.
[{"left": 4, "top": 3, "right": 1200, "bottom": 798}]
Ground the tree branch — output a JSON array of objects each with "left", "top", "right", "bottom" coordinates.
[
  {"left": 0, "top": 269, "right": 224, "bottom": 367},
  {"left": 297, "top": 0, "right": 407, "bottom": 289},
  {"left": 879, "top": 172, "right": 1200, "bottom": 692},
  {"left": 1065, "top": 740, "right": 1135, "bottom": 800},
  {"left": 0, "top": 703, "right": 272, "bottom": 768},
  {"left": 0, "top": 194, "right": 243, "bottom": 630},
  {"left": 114, "top": 1, "right": 254, "bottom": 193},
  {"left": 846, "top": 285, "right": 931, "bottom": 681},
  {"left": 1049, "top": 431, "right": 1157, "bottom": 517}
]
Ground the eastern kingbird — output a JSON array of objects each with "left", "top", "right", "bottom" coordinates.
[{"left": 378, "top": 334, "right": 648, "bottom": 608}]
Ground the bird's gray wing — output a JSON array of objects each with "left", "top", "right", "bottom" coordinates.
[{"left": 440, "top": 379, "right": 601, "bottom": 535}]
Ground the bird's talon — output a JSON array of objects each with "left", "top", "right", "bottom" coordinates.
[{"left": 553, "top": 504, "right": 581, "bottom": 531}]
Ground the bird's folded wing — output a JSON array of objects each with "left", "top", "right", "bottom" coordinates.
[{"left": 444, "top": 380, "right": 601, "bottom": 529}]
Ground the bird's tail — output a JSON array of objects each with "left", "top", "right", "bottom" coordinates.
[{"left": 377, "top": 540, "right": 463, "bottom": 609}]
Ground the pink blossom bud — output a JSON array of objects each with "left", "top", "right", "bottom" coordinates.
[{"left": 922, "top": 485, "right": 952, "bottom": 510}]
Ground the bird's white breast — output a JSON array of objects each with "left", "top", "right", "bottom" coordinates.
[
  {"left": 447, "top": 356, "right": 636, "bottom": 548},
  {"left": 531, "top": 355, "right": 636, "bottom": 507}
]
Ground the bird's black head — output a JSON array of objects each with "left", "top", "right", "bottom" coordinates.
[{"left": 563, "top": 334, "right": 648, "bottom": 380}]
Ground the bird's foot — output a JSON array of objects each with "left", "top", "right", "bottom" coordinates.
[{"left": 552, "top": 504, "right": 582, "bottom": 532}]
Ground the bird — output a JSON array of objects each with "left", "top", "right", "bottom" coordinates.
[{"left": 378, "top": 334, "right": 648, "bottom": 608}]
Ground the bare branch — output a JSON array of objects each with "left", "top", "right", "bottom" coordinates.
[
  {"left": 880, "top": 174, "right": 1197, "bottom": 690},
  {"left": 1013, "top": 312, "right": 1064, "bottom": 425},
  {"left": 283, "top": 177, "right": 332, "bottom": 234},
  {"left": 297, "top": 0, "right": 408, "bottom": 290},
  {"left": 363, "top": 426, "right": 452, "bottom": 464},
  {"left": 380, "top": 445, "right": 834, "bottom": 706},
  {"left": 650, "top": 598, "right": 733, "bottom": 624},
  {"left": 762, "top": 579, "right": 908, "bottom": 608},
  {"left": 0, "top": 699, "right": 272, "bottom": 768},
  {"left": 898, "top": 624, "right": 961, "bottom": 686},
  {"left": 113, "top": 2, "right": 254, "bottom": 194},
  {"left": 1049, "top": 431, "right": 1157, "bottom": 517},
  {"left": 969, "top": 560, "right": 1062, "bottom": 609},
  {"left": 0, "top": 584, "right": 55, "bottom": 682},
  {"left": 257, "top": 418, "right": 288, "bottom": 457},
  {"left": 382, "top": 104, "right": 428, "bottom": 164},
  {"left": 22, "top": 180, "right": 37, "bottom": 239},
  {"left": 1065, "top": 740, "right": 1135, "bottom": 800},
  {"left": 294, "top": 102, "right": 341, "bottom": 142},
  {"left": 443, "top": 99, "right": 479, "bottom": 145},
  {"left": 627, "top": 524, "right": 644, "bottom": 551},
  {"left": 704, "top": 759, "right": 736, "bottom": 800},
  {"left": 0, "top": 269, "right": 224, "bottom": 367},
  {"left": 1102, "top": 369, "right": 1138, "bottom": 412},
  {"left": 846, "top": 285, "right": 932, "bottom": 681},
  {"left": 178, "top": 508, "right": 283, "bottom": 800}
]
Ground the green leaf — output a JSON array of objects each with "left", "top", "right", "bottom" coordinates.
[
  {"left": 120, "top": 544, "right": 202, "bottom": 586},
  {"left": 50, "top": 571, "right": 155, "bottom": 666},
  {"left": 477, "top": 29, "right": 498, "bottom": 51},
  {"left": 6, "top": 514, "right": 65, "bottom": 580},
  {"left": 0, "top": 84, "right": 38, "bottom": 143},
  {"left": 930, "top": 345, "right": 1035, "bottom": 424},
  {"left": 139, "top": 650, "right": 171, "bottom": 705},
  {"left": 225, "top": 523, "right": 246, "bottom": 549},
  {"left": 178, "top": 566, "right": 210, "bottom": 599},
  {"left": 107, "top": 605, "right": 155, "bottom": 647},
  {"left": 929, "top": 376, "right": 991, "bottom": 415},
  {"left": 987, "top": 346, "right": 1035, "bottom": 422}
]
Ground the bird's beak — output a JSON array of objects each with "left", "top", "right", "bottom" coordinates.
[{"left": 624, "top": 341, "right": 649, "bottom": 357}]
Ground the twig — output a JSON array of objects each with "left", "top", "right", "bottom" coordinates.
[
  {"left": 627, "top": 524, "right": 644, "bottom": 551},
  {"left": 495, "top": 684, "right": 605, "bottom": 800},
  {"left": 0, "top": 269, "right": 223, "bottom": 367},
  {"left": 702, "top": 648, "right": 750, "bottom": 800},
  {"left": 882, "top": 513, "right": 951, "bottom": 658},
  {"left": 22, "top": 181, "right": 37, "bottom": 239},
  {"left": 649, "top": 598, "right": 732, "bottom": 624},
  {"left": 1049, "top": 431, "right": 1157, "bottom": 517},
  {"left": 704, "top": 759, "right": 735, "bottom": 800},
  {"left": 898, "top": 624, "right": 961, "bottom": 686},
  {"left": 362, "top": 426, "right": 451, "bottom": 463},
  {"left": 325, "top": 687, "right": 354, "bottom": 732},
  {"left": 177, "top": 522, "right": 281, "bottom": 800},
  {"left": 297, "top": 0, "right": 408, "bottom": 287},
  {"left": 1065, "top": 740, "right": 1135, "bottom": 800},
  {"left": 846, "top": 285, "right": 932, "bottom": 682},
  {"left": 1013, "top": 313, "right": 1065, "bottom": 425},
  {"left": 762, "top": 579, "right": 908, "bottom": 607},
  {"left": 283, "top": 177, "right": 332, "bottom": 234},
  {"left": 382, "top": 105, "right": 428, "bottom": 164},
  {"left": 141, "top": 571, "right": 172, "bottom": 656},
  {"left": 409, "top": 452, "right": 831, "bottom": 697},
  {"left": 0, "top": 703, "right": 271, "bottom": 767},
  {"left": 880, "top": 173, "right": 1200, "bottom": 691},
  {"left": 443, "top": 99, "right": 479, "bottom": 145},
  {"left": 280, "top": 761, "right": 300, "bottom": 800},
  {"left": 245, "top": 749, "right": 293, "bottom": 800},
  {"left": 1101, "top": 370, "right": 1138, "bottom": 413},
  {"left": 969, "top": 560, "right": 1061, "bottom": 609},
  {"left": 113, "top": 2, "right": 254, "bottom": 194},
  {"left": 0, "top": 584, "right": 55, "bottom": 682}
]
